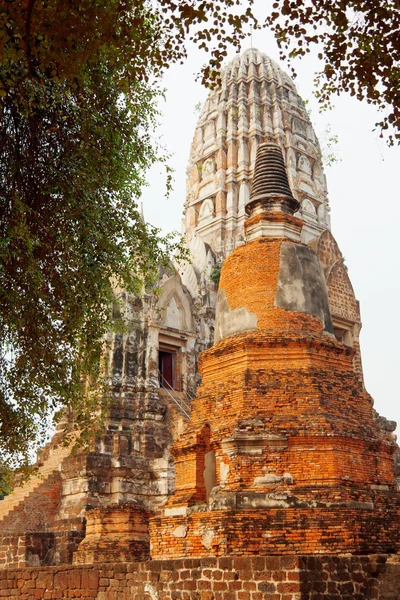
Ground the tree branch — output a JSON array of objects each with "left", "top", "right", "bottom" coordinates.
[{"left": 25, "top": 0, "right": 38, "bottom": 77}]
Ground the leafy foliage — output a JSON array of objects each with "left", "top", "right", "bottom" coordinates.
[
  {"left": 0, "top": 1, "right": 184, "bottom": 468},
  {"left": 210, "top": 267, "right": 221, "bottom": 288},
  {"left": 266, "top": 0, "right": 400, "bottom": 145},
  {"left": 319, "top": 124, "right": 341, "bottom": 167}
]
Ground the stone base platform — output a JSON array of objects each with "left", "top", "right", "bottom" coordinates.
[
  {"left": 1, "top": 554, "right": 400, "bottom": 599},
  {"left": 73, "top": 503, "right": 150, "bottom": 565}
]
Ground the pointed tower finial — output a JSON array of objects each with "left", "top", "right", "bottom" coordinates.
[{"left": 245, "top": 142, "right": 302, "bottom": 242}]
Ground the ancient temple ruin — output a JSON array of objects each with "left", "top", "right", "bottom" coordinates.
[{"left": 1, "top": 48, "right": 400, "bottom": 598}]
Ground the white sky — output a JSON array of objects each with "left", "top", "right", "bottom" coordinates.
[{"left": 141, "top": 23, "right": 400, "bottom": 432}]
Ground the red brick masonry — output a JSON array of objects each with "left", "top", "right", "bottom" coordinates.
[
  {"left": 152, "top": 237, "right": 400, "bottom": 558},
  {"left": 1, "top": 555, "right": 399, "bottom": 599}
]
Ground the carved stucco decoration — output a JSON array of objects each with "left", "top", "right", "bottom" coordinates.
[
  {"left": 157, "top": 275, "right": 195, "bottom": 332},
  {"left": 184, "top": 48, "right": 331, "bottom": 259}
]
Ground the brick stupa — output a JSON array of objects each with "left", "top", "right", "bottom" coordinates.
[{"left": 150, "top": 143, "right": 400, "bottom": 558}]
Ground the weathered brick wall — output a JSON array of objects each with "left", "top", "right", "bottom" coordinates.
[
  {"left": 326, "top": 263, "right": 359, "bottom": 323},
  {"left": 151, "top": 233, "right": 400, "bottom": 559},
  {"left": 151, "top": 499, "right": 400, "bottom": 559},
  {"left": 217, "top": 238, "right": 324, "bottom": 335},
  {"left": 314, "top": 230, "right": 342, "bottom": 270},
  {"left": 0, "top": 555, "right": 399, "bottom": 599},
  {"left": 314, "top": 230, "right": 364, "bottom": 383},
  {"left": 73, "top": 504, "right": 150, "bottom": 565}
]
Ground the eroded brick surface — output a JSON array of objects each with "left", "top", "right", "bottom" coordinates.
[
  {"left": 0, "top": 555, "right": 399, "bottom": 599},
  {"left": 151, "top": 237, "right": 400, "bottom": 559},
  {"left": 73, "top": 504, "right": 150, "bottom": 565}
]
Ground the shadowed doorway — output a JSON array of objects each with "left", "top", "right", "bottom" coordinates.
[{"left": 159, "top": 349, "right": 175, "bottom": 389}]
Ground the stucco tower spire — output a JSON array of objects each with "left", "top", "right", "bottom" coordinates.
[{"left": 184, "top": 48, "right": 331, "bottom": 271}]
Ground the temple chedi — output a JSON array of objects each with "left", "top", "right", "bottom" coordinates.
[
  {"left": 1, "top": 48, "right": 400, "bottom": 599},
  {"left": 151, "top": 142, "right": 400, "bottom": 558}
]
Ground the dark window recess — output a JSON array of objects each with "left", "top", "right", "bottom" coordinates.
[{"left": 159, "top": 350, "right": 174, "bottom": 389}]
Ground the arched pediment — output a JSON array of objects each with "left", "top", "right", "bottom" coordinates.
[
  {"left": 175, "top": 260, "right": 199, "bottom": 300},
  {"left": 326, "top": 261, "right": 360, "bottom": 323},
  {"left": 199, "top": 198, "right": 214, "bottom": 222},
  {"left": 188, "top": 233, "right": 208, "bottom": 273},
  {"left": 314, "top": 230, "right": 343, "bottom": 269},
  {"left": 298, "top": 154, "right": 312, "bottom": 174},
  {"left": 157, "top": 274, "right": 194, "bottom": 332},
  {"left": 311, "top": 230, "right": 360, "bottom": 325},
  {"left": 301, "top": 198, "right": 317, "bottom": 216}
]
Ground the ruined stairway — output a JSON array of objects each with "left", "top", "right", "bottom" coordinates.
[{"left": 0, "top": 432, "right": 76, "bottom": 523}]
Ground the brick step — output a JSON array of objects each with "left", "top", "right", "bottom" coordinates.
[
  {"left": 0, "top": 433, "right": 77, "bottom": 523},
  {"left": 0, "top": 472, "right": 62, "bottom": 534}
]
